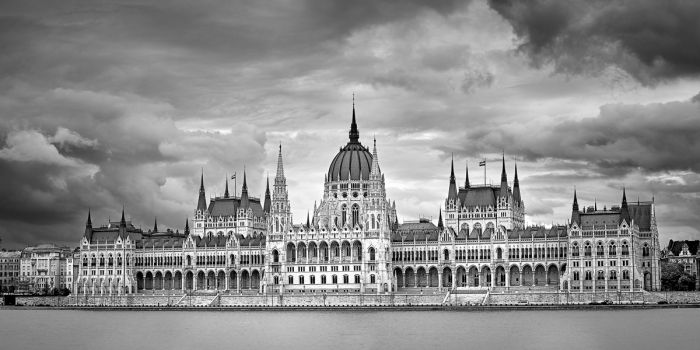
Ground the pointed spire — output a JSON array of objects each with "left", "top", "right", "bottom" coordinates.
[
  {"left": 184, "top": 218, "right": 190, "bottom": 235},
  {"left": 448, "top": 155, "right": 458, "bottom": 201},
  {"left": 620, "top": 187, "right": 631, "bottom": 225},
  {"left": 306, "top": 211, "right": 310, "bottom": 228},
  {"left": 594, "top": 198, "right": 597, "bottom": 212},
  {"left": 224, "top": 176, "right": 229, "bottom": 198},
  {"left": 197, "top": 170, "right": 207, "bottom": 212},
  {"left": 240, "top": 168, "right": 249, "bottom": 209},
  {"left": 513, "top": 162, "right": 521, "bottom": 203},
  {"left": 153, "top": 217, "right": 158, "bottom": 233},
  {"left": 464, "top": 160, "right": 470, "bottom": 189},
  {"left": 86, "top": 209, "right": 92, "bottom": 228},
  {"left": 263, "top": 176, "right": 271, "bottom": 214},
  {"left": 84, "top": 209, "right": 93, "bottom": 239},
  {"left": 276, "top": 143, "right": 285, "bottom": 179},
  {"left": 349, "top": 96, "right": 359, "bottom": 144},
  {"left": 499, "top": 153, "right": 509, "bottom": 198},
  {"left": 370, "top": 137, "right": 381, "bottom": 175},
  {"left": 120, "top": 206, "right": 126, "bottom": 227},
  {"left": 437, "top": 208, "right": 444, "bottom": 230},
  {"left": 571, "top": 189, "right": 580, "bottom": 226}
]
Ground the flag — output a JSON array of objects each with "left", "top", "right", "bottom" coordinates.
[
  {"left": 231, "top": 173, "right": 236, "bottom": 179},
  {"left": 479, "top": 160, "right": 486, "bottom": 166}
]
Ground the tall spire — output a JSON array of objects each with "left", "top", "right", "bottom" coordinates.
[
  {"left": 620, "top": 187, "right": 631, "bottom": 224},
  {"left": 263, "top": 176, "right": 271, "bottom": 214},
  {"left": 240, "top": 168, "right": 249, "bottom": 209},
  {"left": 153, "top": 217, "right": 158, "bottom": 233},
  {"left": 513, "top": 162, "right": 521, "bottom": 203},
  {"left": 184, "top": 218, "right": 190, "bottom": 235},
  {"left": 197, "top": 170, "right": 207, "bottom": 212},
  {"left": 306, "top": 211, "right": 310, "bottom": 228},
  {"left": 499, "top": 153, "right": 508, "bottom": 198},
  {"left": 86, "top": 209, "right": 92, "bottom": 228},
  {"left": 438, "top": 208, "right": 444, "bottom": 230},
  {"left": 349, "top": 96, "right": 359, "bottom": 144},
  {"left": 120, "top": 206, "right": 126, "bottom": 227},
  {"left": 84, "top": 209, "right": 93, "bottom": 239},
  {"left": 571, "top": 189, "right": 580, "bottom": 226},
  {"left": 447, "top": 155, "right": 458, "bottom": 202},
  {"left": 224, "top": 176, "right": 229, "bottom": 198},
  {"left": 370, "top": 137, "right": 381, "bottom": 175},
  {"left": 276, "top": 143, "right": 285, "bottom": 179},
  {"left": 464, "top": 160, "right": 470, "bottom": 188}
]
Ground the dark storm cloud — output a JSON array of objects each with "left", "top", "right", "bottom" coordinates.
[
  {"left": 489, "top": 0, "right": 700, "bottom": 85},
  {"left": 454, "top": 95, "right": 700, "bottom": 175}
]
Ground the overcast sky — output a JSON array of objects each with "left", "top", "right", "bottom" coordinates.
[{"left": 1, "top": 0, "right": 699, "bottom": 249}]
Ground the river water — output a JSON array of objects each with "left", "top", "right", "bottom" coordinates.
[{"left": 1, "top": 308, "right": 698, "bottom": 350}]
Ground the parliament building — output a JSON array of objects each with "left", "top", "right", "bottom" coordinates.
[{"left": 75, "top": 105, "right": 661, "bottom": 296}]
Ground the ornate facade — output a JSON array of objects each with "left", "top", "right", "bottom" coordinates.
[{"left": 75, "top": 104, "right": 661, "bottom": 295}]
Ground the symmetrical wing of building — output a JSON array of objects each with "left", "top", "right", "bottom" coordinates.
[{"left": 74, "top": 105, "right": 661, "bottom": 296}]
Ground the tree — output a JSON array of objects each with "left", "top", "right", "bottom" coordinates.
[{"left": 661, "top": 261, "right": 696, "bottom": 291}]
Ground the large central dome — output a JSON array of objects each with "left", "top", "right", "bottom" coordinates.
[{"left": 327, "top": 107, "right": 372, "bottom": 182}]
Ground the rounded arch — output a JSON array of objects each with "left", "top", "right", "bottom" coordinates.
[{"left": 509, "top": 265, "right": 520, "bottom": 286}]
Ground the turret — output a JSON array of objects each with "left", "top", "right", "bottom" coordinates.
[
  {"left": 438, "top": 208, "right": 444, "bottom": 230},
  {"left": 224, "top": 176, "right": 229, "bottom": 198},
  {"left": 370, "top": 137, "right": 381, "bottom": 176},
  {"left": 263, "top": 177, "right": 271, "bottom": 214},
  {"left": 84, "top": 209, "right": 93, "bottom": 239},
  {"left": 499, "top": 155, "right": 508, "bottom": 199},
  {"left": 197, "top": 171, "right": 207, "bottom": 213},
  {"left": 184, "top": 218, "right": 190, "bottom": 235},
  {"left": 620, "top": 187, "right": 631, "bottom": 225},
  {"left": 349, "top": 99, "right": 359, "bottom": 144},
  {"left": 571, "top": 190, "right": 580, "bottom": 226},
  {"left": 513, "top": 162, "right": 521, "bottom": 203},
  {"left": 240, "top": 170, "right": 249, "bottom": 209},
  {"left": 153, "top": 217, "right": 158, "bottom": 233},
  {"left": 447, "top": 156, "right": 458, "bottom": 202},
  {"left": 464, "top": 161, "right": 470, "bottom": 189}
]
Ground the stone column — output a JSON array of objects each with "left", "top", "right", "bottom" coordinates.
[{"left": 490, "top": 269, "right": 495, "bottom": 288}]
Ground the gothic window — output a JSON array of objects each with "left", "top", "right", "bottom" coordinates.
[
  {"left": 610, "top": 270, "right": 617, "bottom": 280},
  {"left": 642, "top": 244, "right": 650, "bottom": 257},
  {"left": 597, "top": 270, "right": 605, "bottom": 280},
  {"left": 332, "top": 275, "right": 338, "bottom": 284},
  {"left": 585, "top": 271, "right": 592, "bottom": 280},
  {"left": 371, "top": 214, "right": 375, "bottom": 229},
  {"left": 622, "top": 270, "right": 630, "bottom": 280},
  {"left": 370, "top": 275, "right": 376, "bottom": 284},
  {"left": 288, "top": 275, "right": 294, "bottom": 285},
  {"left": 342, "top": 205, "right": 347, "bottom": 226},
  {"left": 321, "top": 275, "right": 327, "bottom": 284},
  {"left": 622, "top": 242, "right": 630, "bottom": 256},
  {"left": 573, "top": 271, "right": 580, "bottom": 281},
  {"left": 343, "top": 275, "right": 349, "bottom": 284},
  {"left": 609, "top": 242, "right": 617, "bottom": 256},
  {"left": 597, "top": 242, "right": 604, "bottom": 257},
  {"left": 369, "top": 247, "right": 376, "bottom": 261},
  {"left": 352, "top": 204, "right": 359, "bottom": 227},
  {"left": 584, "top": 242, "right": 592, "bottom": 257},
  {"left": 354, "top": 275, "right": 360, "bottom": 283}
]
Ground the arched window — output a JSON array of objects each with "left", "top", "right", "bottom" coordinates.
[
  {"left": 573, "top": 271, "right": 580, "bottom": 281},
  {"left": 622, "top": 270, "right": 630, "bottom": 280},
  {"left": 585, "top": 271, "right": 592, "bottom": 280},
  {"left": 99, "top": 255, "right": 105, "bottom": 266},
  {"left": 571, "top": 243, "right": 579, "bottom": 257},
  {"left": 443, "top": 249, "right": 450, "bottom": 261},
  {"left": 343, "top": 275, "right": 349, "bottom": 284},
  {"left": 288, "top": 275, "right": 294, "bottom": 285},
  {"left": 584, "top": 242, "right": 592, "bottom": 257},
  {"left": 272, "top": 250, "right": 279, "bottom": 263},
  {"left": 610, "top": 270, "right": 617, "bottom": 280},
  {"left": 597, "top": 242, "right": 604, "bottom": 256},
  {"left": 369, "top": 247, "right": 376, "bottom": 261},
  {"left": 321, "top": 275, "right": 327, "bottom": 284},
  {"left": 622, "top": 242, "right": 629, "bottom": 256},
  {"left": 332, "top": 275, "right": 338, "bottom": 284},
  {"left": 354, "top": 275, "right": 360, "bottom": 283},
  {"left": 370, "top": 275, "right": 376, "bottom": 284},
  {"left": 597, "top": 270, "right": 605, "bottom": 280},
  {"left": 642, "top": 244, "right": 650, "bottom": 257},
  {"left": 299, "top": 275, "right": 305, "bottom": 285},
  {"left": 351, "top": 204, "right": 359, "bottom": 227},
  {"left": 341, "top": 205, "right": 347, "bottom": 226},
  {"left": 371, "top": 214, "right": 375, "bottom": 229},
  {"left": 609, "top": 242, "right": 617, "bottom": 256}
]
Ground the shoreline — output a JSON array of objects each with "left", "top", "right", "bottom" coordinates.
[{"left": 2, "top": 303, "right": 699, "bottom": 312}]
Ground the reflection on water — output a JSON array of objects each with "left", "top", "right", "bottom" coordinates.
[{"left": 0, "top": 309, "right": 698, "bottom": 350}]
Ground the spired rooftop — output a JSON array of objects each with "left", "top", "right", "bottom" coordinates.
[{"left": 327, "top": 104, "right": 373, "bottom": 182}]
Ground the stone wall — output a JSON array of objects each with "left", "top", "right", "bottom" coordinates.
[{"left": 486, "top": 291, "right": 655, "bottom": 305}]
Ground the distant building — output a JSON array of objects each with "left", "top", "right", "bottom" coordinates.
[
  {"left": 0, "top": 251, "right": 21, "bottom": 293},
  {"left": 19, "top": 244, "right": 73, "bottom": 293},
  {"left": 662, "top": 240, "right": 699, "bottom": 289}
]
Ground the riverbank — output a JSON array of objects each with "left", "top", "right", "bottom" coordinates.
[{"left": 3, "top": 302, "right": 700, "bottom": 312}]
